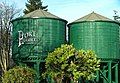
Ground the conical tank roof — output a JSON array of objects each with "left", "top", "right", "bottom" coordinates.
[
  {"left": 13, "top": 9, "right": 67, "bottom": 23},
  {"left": 72, "top": 12, "right": 113, "bottom": 23},
  {"left": 22, "top": 9, "right": 60, "bottom": 19}
]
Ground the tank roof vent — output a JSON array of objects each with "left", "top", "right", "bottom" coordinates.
[{"left": 113, "top": 10, "right": 120, "bottom": 21}]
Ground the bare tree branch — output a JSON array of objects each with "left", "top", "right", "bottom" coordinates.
[{"left": 0, "top": 2, "right": 20, "bottom": 75}]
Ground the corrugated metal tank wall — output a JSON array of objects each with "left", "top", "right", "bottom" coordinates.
[
  {"left": 12, "top": 18, "right": 67, "bottom": 60},
  {"left": 68, "top": 12, "right": 120, "bottom": 60}
]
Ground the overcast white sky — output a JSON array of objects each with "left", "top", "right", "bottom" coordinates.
[{"left": 1, "top": 0, "right": 120, "bottom": 22}]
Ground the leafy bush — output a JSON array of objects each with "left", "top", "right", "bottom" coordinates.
[
  {"left": 43, "top": 44, "right": 100, "bottom": 83},
  {"left": 2, "top": 66, "right": 36, "bottom": 83}
]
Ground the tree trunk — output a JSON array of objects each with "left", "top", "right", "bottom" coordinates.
[
  {"left": 0, "top": 49, "right": 8, "bottom": 73},
  {"left": 54, "top": 77, "right": 62, "bottom": 83},
  {"left": 81, "top": 77, "right": 85, "bottom": 83}
]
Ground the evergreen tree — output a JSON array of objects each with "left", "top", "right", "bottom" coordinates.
[{"left": 23, "top": 0, "right": 48, "bottom": 14}]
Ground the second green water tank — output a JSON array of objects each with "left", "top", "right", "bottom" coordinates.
[{"left": 68, "top": 12, "right": 120, "bottom": 59}]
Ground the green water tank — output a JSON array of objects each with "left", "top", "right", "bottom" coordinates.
[
  {"left": 68, "top": 12, "right": 120, "bottom": 60},
  {"left": 12, "top": 9, "right": 67, "bottom": 62}
]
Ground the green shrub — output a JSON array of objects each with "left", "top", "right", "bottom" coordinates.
[
  {"left": 2, "top": 66, "right": 36, "bottom": 83},
  {"left": 43, "top": 44, "right": 100, "bottom": 83}
]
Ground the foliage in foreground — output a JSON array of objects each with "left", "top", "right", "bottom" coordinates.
[
  {"left": 43, "top": 44, "right": 100, "bottom": 83},
  {"left": 2, "top": 66, "right": 36, "bottom": 83}
]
